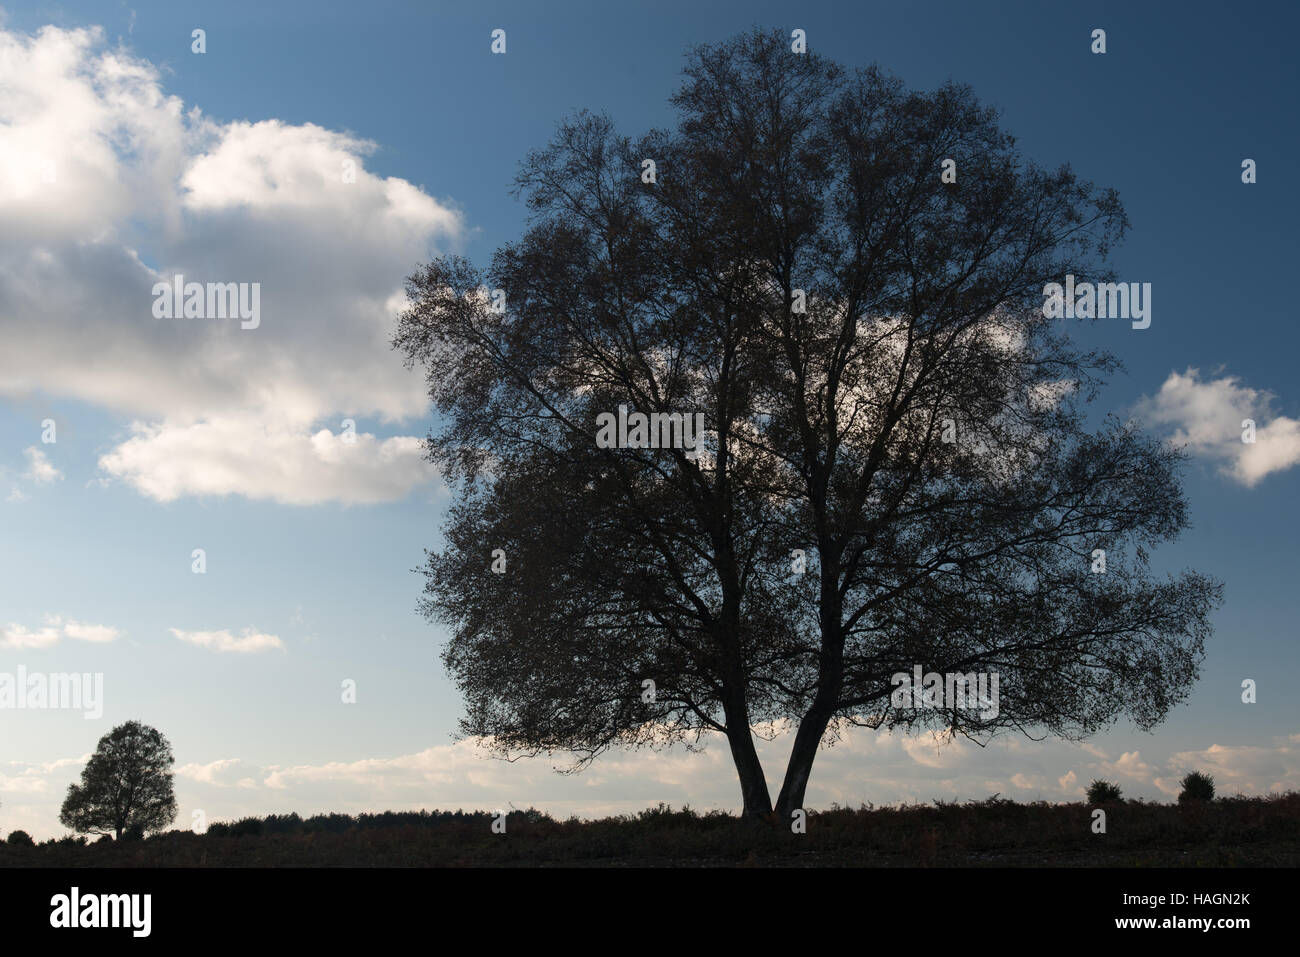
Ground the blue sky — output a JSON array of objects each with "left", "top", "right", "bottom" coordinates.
[{"left": 1, "top": 1, "right": 1297, "bottom": 838}]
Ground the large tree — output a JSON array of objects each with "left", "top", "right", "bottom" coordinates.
[
  {"left": 394, "top": 29, "right": 1220, "bottom": 819},
  {"left": 60, "top": 720, "right": 178, "bottom": 839}
]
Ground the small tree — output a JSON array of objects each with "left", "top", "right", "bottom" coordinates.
[
  {"left": 1178, "top": 770, "right": 1215, "bottom": 803},
  {"left": 1086, "top": 780, "right": 1122, "bottom": 804},
  {"left": 59, "top": 720, "right": 178, "bottom": 840},
  {"left": 6, "top": 830, "right": 35, "bottom": 846}
]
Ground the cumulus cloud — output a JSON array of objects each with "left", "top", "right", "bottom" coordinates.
[
  {"left": 100, "top": 417, "right": 432, "bottom": 504},
  {"left": 1134, "top": 368, "right": 1300, "bottom": 486},
  {"left": 170, "top": 627, "right": 285, "bottom": 654},
  {"left": 1058, "top": 769, "right": 1080, "bottom": 795},
  {"left": 9, "top": 731, "right": 1300, "bottom": 839},
  {"left": 0, "top": 616, "right": 122, "bottom": 649},
  {"left": 1059, "top": 736, "right": 1300, "bottom": 800},
  {"left": 0, "top": 771, "right": 52, "bottom": 796},
  {"left": 1166, "top": 739, "right": 1300, "bottom": 796},
  {"left": 1010, "top": 772, "right": 1046, "bottom": 790},
  {"left": 177, "top": 758, "right": 247, "bottom": 785},
  {"left": 0, "top": 24, "right": 459, "bottom": 504},
  {"left": 1103, "top": 750, "right": 1155, "bottom": 780},
  {"left": 168, "top": 731, "right": 1300, "bottom": 813}
]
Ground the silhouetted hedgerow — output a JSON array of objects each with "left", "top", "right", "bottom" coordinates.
[{"left": 0, "top": 793, "right": 1296, "bottom": 867}]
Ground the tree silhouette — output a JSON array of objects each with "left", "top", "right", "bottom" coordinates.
[
  {"left": 394, "top": 29, "right": 1221, "bottom": 818},
  {"left": 59, "top": 720, "right": 178, "bottom": 839}
]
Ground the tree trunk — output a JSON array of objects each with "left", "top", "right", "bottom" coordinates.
[
  {"left": 720, "top": 665, "right": 771, "bottom": 818},
  {"left": 773, "top": 705, "right": 833, "bottom": 817},
  {"left": 714, "top": 563, "right": 771, "bottom": 818},
  {"left": 726, "top": 724, "right": 773, "bottom": 818},
  {"left": 773, "top": 543, "right": 845, "bottom": 818}
]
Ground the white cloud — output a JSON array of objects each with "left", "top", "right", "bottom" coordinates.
[
  {"left": 0, "top": 623, "right": 60, "bottom": 650},
  {"left": 1134, "top": 368, "right": 1300, "bottom": 486},
  {"left": 171, "top": 731, "right": 1300, "bottom": 813},
  {"left": 8, "top": 731, "right": 1300, "bottom": 840},
  {"left": 1167, "top": 741, "right": 1300, "bottom": 797},
  {"left": 177, "top": 758, "right": 246, "bottom": 785},
  {"left": 59, "top": 620, "right": 121, "bottom": 643},
  {"left": 1009, "top": 772, "right": 1046, "bottom": 791},
  {"left": 22, "top": 447, "right": 62, "bottom": 483},
  {"left": 899, "top": 729, "right": 972, "bottom": 769},
  {"left": 33, "top": 756, "right": 91, "bottom": 774},
  {"left": 3, "top": 447, "right": 63, "bottom": 502},
  {"left": 0, "top": 24, "right": 459, "bottom": 505},
  {"left": 170, "top": 627, "right": 285, "bottom": 654},
  {"left": 1108, "top": 750, "right": 1154, "bottom": 778},
  {"left": 0, "top": 616, "right": 121, "bottom": 649},
  {"left": 100, "top": 417, "right": 433, "bottom": 505}
]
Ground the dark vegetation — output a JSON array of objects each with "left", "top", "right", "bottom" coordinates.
[
  {"left": 3, "top": 792, "right": 1296, "bottom": 867},
  {"left": 59, "top": 720, "right": 178, "bottom": 840},
  {"left": 394, "top": 26, "right": 1222, "bottom": 821},
  {"left": 1087, "top": 779, "right": 1123, "bottom": 804},
  {"left": 1179, "top": 770, "right": 1216, "bottom": 803}
]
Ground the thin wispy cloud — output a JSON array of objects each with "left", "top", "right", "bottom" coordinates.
[
  {"left": 170, "top": 628, "right": 285, "bottom": 654},
  {"left": 0, "top": 616, "right": 122, "bottom": 649},
  {"left": 22, "top": 447, "right": 62, "bottom": 484}
]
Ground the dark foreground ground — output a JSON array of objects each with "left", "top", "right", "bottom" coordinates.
[{"left": 3, "top": 793, "right": 1297, "bottom": 867}]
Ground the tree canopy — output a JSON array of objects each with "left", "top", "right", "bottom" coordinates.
[
  {"left": 394, "top": 28, "right": 1221, "bottom": 818},
  {"left": 59, "top": 720, "right": 178, "bottom": 839}
]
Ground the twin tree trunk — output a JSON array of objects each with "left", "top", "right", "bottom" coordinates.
[
  {"left": 727, "top": 707, "right": 834, "bottom": 820},
  {"left": 727, "top": 557, "right": 844, "bottom": 820}
]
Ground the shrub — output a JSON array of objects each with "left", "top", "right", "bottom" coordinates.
[
  {"left": 635, "top": 803, "right": 699, "bottom": 827},
  {"left": 205, "top": 821, "right": 230, "bottom": 837},
  {"left": 122, "top": 824, "right": 145, "bottom": 842},
  {"left": 1087, "top": 780, "right": 1123, "bottom": 804},
  {"left": 229, "top": 817, "right": 263, "bottom": 837},
  {"left": 1179, "top": 771, "right": 1215, "bottom": 803},
  {"left": 303, "top": 813, "right": 353, "bottom": 834},
  {"left": 262, "top": 813, "right": 304, "bottom": 834},
  {"left": 6, "top": 830, "right": 35, "bottom": 846}
]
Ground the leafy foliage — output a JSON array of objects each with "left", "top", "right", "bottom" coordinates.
[
  {"left": 394, "top": 28, "right": 1220, "bottom": 816},
  {"left": 1179, "top": 770, "right": 1216, "bottom": 803},
  {"left": 1087, "top": 780, "right": 1123, "bottom": 804},
  {"left": 58, "top": 720, "right": 178, "bottom": 839}
]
